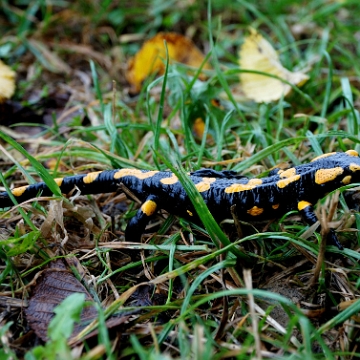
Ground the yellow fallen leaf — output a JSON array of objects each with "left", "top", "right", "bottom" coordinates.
[
  {"left": 0, "top": 60, "right": 16, "bottom": 102},
  {"left": 127, "top": 32, "right": 211, "bottom": 92},
  {"left": 239, "top": 28, "right": 309, "bottom": 102}
]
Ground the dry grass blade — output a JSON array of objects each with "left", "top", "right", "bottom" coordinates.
[
  {"left": 243, "top": 269, "right": 261, "bottom": 359},
  {"left": 28, "top": 39, "right": 72, "bottom": 74}
]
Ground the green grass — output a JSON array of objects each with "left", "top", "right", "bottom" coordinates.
[{"left": 1, "top": 0, "right": 360, "bottom": 359}]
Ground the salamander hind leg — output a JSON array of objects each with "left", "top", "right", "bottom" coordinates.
[
  {"left": 297, "top": 200, "right": 343, "bottom": 250},
  {"left": 125, "top": 196, "right": 159, "bottom": 242}
]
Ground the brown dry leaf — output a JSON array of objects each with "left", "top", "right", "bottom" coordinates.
[
  {"left": 192, "top": 117, "right": 207, "bottom": 139},
  {"left": 127, "top": 32, "right": 211, "bottom": 92},
  {"left": 25, "top": 260, "right": 128, "bottom": 342},
  {"left": 239, "top": 28, "right": 309, "bottom": 102},
  {"left": 0, "top": 60, "right": 16, "bottom": 102},
  {"left": 25, "top": 261, "right": 98, "bottom": 341}
]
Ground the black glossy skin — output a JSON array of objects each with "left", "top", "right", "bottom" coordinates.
[{"left": 2, "top": 151, "right": 360, "bottom": 248}]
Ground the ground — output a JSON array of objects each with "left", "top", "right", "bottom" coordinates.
[{"left": 1, "top": 1, "right": 360, "bottom": 359}]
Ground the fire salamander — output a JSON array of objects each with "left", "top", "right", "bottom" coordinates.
[{"left": 2, "top": 150, "right": 360, "bottom": 250}]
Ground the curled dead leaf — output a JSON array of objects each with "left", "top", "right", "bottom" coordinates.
[
  {"left": 0, "top": 60, "right": 16, "bottom": 102},
  {"left": 239, "top": 28, "right": 309, "bottom": 103},
  {"left": 126, "top": 32, "right": 211, "bottom": 92}
]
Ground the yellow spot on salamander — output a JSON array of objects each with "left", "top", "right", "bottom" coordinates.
[
  {"left": 141, "top": 200, "right": 157, "bottom": 216},
  {"left": 83, "top": 171, "right": 102, "bottom": 184},
  {"left": 225, "top": 183, "right": 256, "bottom": 193},
  {"left": 298, "top": 200, "right": 312, "bottom": 211},
  {"left": 272, "top": 204, "right": 279, "bottom": 209},
  {"left": 346, "top": 150, "right": 359, "bottom": 157},
  {"left": 280, "top": 168, "right": 296, "bottom": 178},
  {"left": 277, "top": 175, "right": 300, "bottom": 189},
  {"left": 311, "top": 152, "right": 336, "bottom": 162},
  {"left": 187, "top": 210, "right": 193, "bottom": 216},
  {"left": 349, "top": 163, "right": 360, "bottom": 172},
  {"left": 224, "top": 178, "right": 262, "bottom": 194},
  {"left": 195, "top": 182, "right": 210, "bottom": 192},
  {"left": 11, "top": 186, "right": 28, "bottom": 197},
  {"left": 342, "top": 175, "right": 352, "bottom": 185},
  {"left": 247, "top": 206, "right": 264, "bottom": 216},
  {"left": 114, "top": 169, "right": 159, "bottom": 180},
  {"left": 54, "top": 178, "right": 63, "bottom": 186},
  {"left": 160, "top": 174, "right": 178, "bottom": 185},
  {"left": 195, "top": 177, "right": 216, "bottom": 192},
  {"left": 315, "top": 167, "right": 344, "bottom": 184},
  {"left": 248, "top": 178, "right": 263, "bottom": 185}
]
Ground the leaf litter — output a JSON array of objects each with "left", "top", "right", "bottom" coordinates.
[
  {"left": 239, "top": 28, "right": 309, "bottom": 102},
  {"left": 126, "top": 32, "right": 211, "bottom": 93},
  {"left": 25, "top": 259, "right": 130, "bottom": 343},
  {"left": 0, "top": 3, "right": 360, "bottom": 359},
  {"left": 0, "top": 60, "right": 16, "bottom": 102}
]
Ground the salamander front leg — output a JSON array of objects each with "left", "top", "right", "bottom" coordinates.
[
  {"left": 297, "top": 200, "right": 343, "bottom": 250},
  {"left": 125, "top": 197, "right": 158, "bottom": 242}
]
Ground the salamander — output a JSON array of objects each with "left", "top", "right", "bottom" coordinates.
[{"left": 2, "top": 150, "right": 360, "bottom": 250}]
